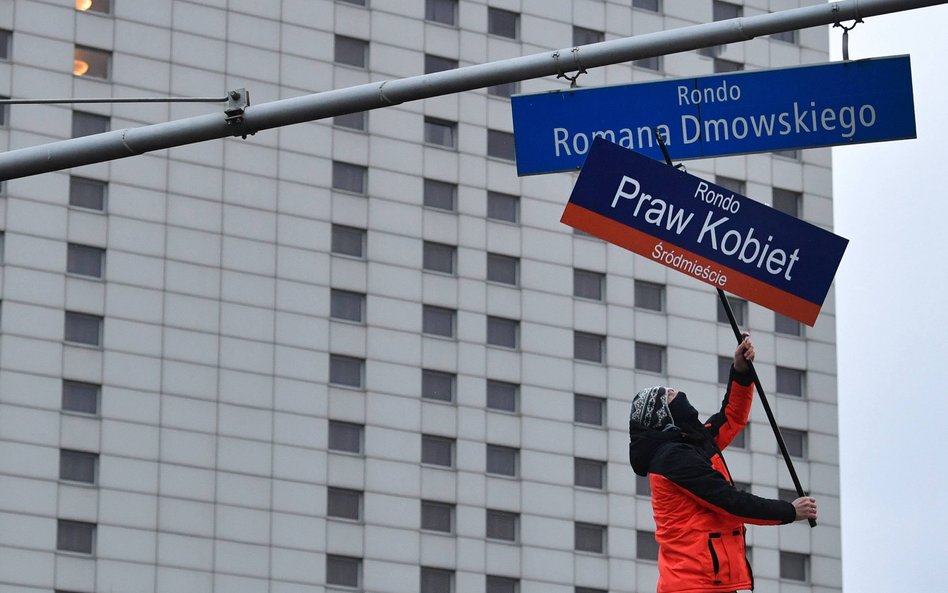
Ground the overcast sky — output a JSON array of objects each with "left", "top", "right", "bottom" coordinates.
[{"left": 830, "top": 4, "right": 948, "bottom": 591}]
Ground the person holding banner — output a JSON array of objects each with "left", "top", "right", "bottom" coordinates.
[{"left": 629, "top": 333, "right": 817, "bottom": 593}]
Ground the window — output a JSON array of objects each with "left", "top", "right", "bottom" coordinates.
[
  {"left": 778, "top": 488, "right": 798, "bottom": 502},
  {"left": 421, "top": 500, "right": 454, "bottom": 533},
  {"left": 486, "top": 445, "right": 518, "bottom": 477},
  {"left": 486, "top": 576, "right": 518, "bottom": 593},
  {"left": 574, "top": 331, "right": 605, "bottom": 363},
  {"left": 72, "top": 111, "right": 109, "bottom": 138},
  {"left": 422, "top": 435, "right": 455, "bottom": 467},
  {"left": 334, "top": 35, "right": 368, "bottom": 68},
  {"left": 774, "top": 149, "right": 800, "bottom": 160},
  {"left": 772, "top": 29, "right": 799, "bottom": 44},
  {"left": 486, "top": 380, "right": 518, "bottom": 413},
  {"left": 573, "top": 26, "right": 604, "bottom": 46},
  {"left": 775, "top": 312, "right": 802, "bottom": 336},
  {"left": 327, "top": 487, "right": 362, "bottom": 520},
  {"left": 330, "top": 289, "right": 365, "bottom": 323},
  {"left": 422, "top": 369, "right": 455, "bottom": 402},
  {"left": 329, "top": 355, "right": 364, "bottom": 388},
  {"left": 718, "top": 356, "right": 732, "bottom": 384},
  {"left": 634, "top": 280, "right": 664, "bottom": 311},
  {"left": 486, "top": 509, "right": 518, "bottom": 541},
  {"left": 0, "top": 232, "right": 4, "bottom": 262},
  {"left": 73, "top": 45, "right": 110, "bottom": 79},
  {"left": 0, "top": 29, "right": 11, "bottom": 60},
  {"left": 634, "top": 342, "right": 665, "bottom": 373},
  {"left": 57, "top": 520, "right": 95, "bottom": 554},
  {"left": 574, "top": 458, "right": 606, "bottom": 489},
  {"left": 487, "top": 191, "right": 519, "bottom": 223},
  {"left": 486, "top": 316, "right": 518, "bottom": 349},
  {"left": 713, "top": 1, "right": 742, "bottom": 21},
  {"left": 62, "top": 380, "right": 100, "bottom": 415},
  {"left": 424, "top": 179, "right": 457, "bottom": 211},
  {"left": 423, "top": 305, "right": 456, "bottom": 338},
  {"left": 0, "top": 97, "right": 8, "bottom": 128},
  {"left": 331, "top": 224, "right": 366, "bottom": 258},
  {"left": 67, "top": 244, "right": 105, "bottom": 279},
  {"left": 328, "top": 421, "right": 363, "bottom": 454},
  {"left": 76, "top": 0, "right": 111, "bottom": 14},
  {"left": 715, "top": 175, "right": 746, "bottom": 196},
  {"left": 733, "top": 481, "right": 751, "bottom": 492},
  {"left": 334, "top": 111, "right": 367, "bottom": 131},
  {"left": 731, "top": 425, "right": 748, "bottom": 449},
  {"left": 574, "top": 394, "right": 605, "bottom": 426},
  {"left": 59, "top": 449, "right": 98, "bottom": 484},
  {"left": 425, "top": 53, "right": 458, "bottom": 74},
  {"left": 714, "top": 58, "right": 744, "bottom": 73},
  {"left": 332, "top": 161, "right": 367, "bottom": 194},
  {"left": 488, "top": 8, "right": 519, "bottom": 39},
  {"left": 425, "top": 0, "right": 457, "bottom": 25},
  {"left": 421, "top": 567, "right": 454, "bottom": 593},
  {"left": 717, "top": 295, "right": 747, "bottom": 326},
  {"left": 424, "top": 117, "right": 457, "bottom": 148},
  {"left": 64, "top": 312, "right": 103, "bottom": 346},
  {"left": 574, "top": 269, "right": 604, "bottom": 300},
  {"left": 326, "top": 555, "right": 361, "bottom": 588},
  {"left": 576, "top": 588, "right": 608, "bottom": 593},
  {"left": 634, "top": 56, "right": 662, "bottom": 71},
  {"left": 633, "top": 0, "right": 660, "bottom": 11},
  {"left": 487, "top": 129, "right": 516, "bottom": 161},
  {"left": 69, "top": 176, "right": 107, "bottom": 211},
  {"left": 423, "top": 241, "right": 456, "bottom": 274},
  {"left": 636, "top": 530, "right": 659, "bottom": 560},
  {"left": 337, "top": 0, "right": 367, "bottom": 5},
  {"left": 781, "top": 427, "right": 807, "bottom": 459},
  {"left": 773, "top": 187, "right": 801, "bottom": 217},
  {"left": 780, "top": 551, "right": 810, "bottom": 582},
  {"left": 575, "top": 522, "right": 606, "bottom": 554},
  {"left": 488, "top": 81, "right": 520, "bottom": 99},
  {"left": 776, "top": 366, "right": 805, "bottom": 397},
  {"left": 636, "top": 474, "right": 651, "bottom": 496},
  {"left": 487, "top": 253, "right": 519, "bottom": 285}
]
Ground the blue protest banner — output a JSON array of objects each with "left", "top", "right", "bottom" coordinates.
[
  {"left": 562, "top": 138, "right": 848, "bottom": 325},
  {"left": 514, "top": 55, "right": 915, "bottom": 176}
]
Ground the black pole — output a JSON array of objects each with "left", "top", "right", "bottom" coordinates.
[{"left": 653, "top": 130, "right": 816, "bottom": 528}]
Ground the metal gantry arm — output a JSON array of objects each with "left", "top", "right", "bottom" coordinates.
[{"left": 0, "top": 0, "right": 945, "bottom": 181}]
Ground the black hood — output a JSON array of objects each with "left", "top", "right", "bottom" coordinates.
[{"left": 628, "top": 419, "right": 682, "bottom": 476}]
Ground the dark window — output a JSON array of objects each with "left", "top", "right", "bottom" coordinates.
[
  {"left": 0, "top": 29, "right": 11, "bottom": 60},
  {"left": 634, "top": 342, "right": 665, "bottom": 373},
  {"left": 334, "top": 111, "right": 367, "bottom": 131},
  {"left": 715, "top": 175, "right": 746, "bottom": 195},
  {"left": 773, "top": 188, "right": 801, "bottom": 217},
  {"left": 487, "top": 253, "right": 519, "bottom": 285},
  {"left": 713, "top": 1, "right": 742, "bottom": 21},
  {"left": 59, "top": 449, "right": 98, "bottom": 484},
  {"left": 633, "top": 0, "right": 660, "bottom": 11},
  {"left": 488, "top": 8, "right": 520, "bottom": 39},
  {"left": 328, "top": 421, "right": 363, "bottom": 454},
  {"left": 0, "top": 97, "right": 7, "bottom": 127},
  {"left": 714, "top": 58, "right": 744, "bottom": 73},
  {"left": 64, "top": 311, "right": 103, "bottom": 346},
  {"left": 425, "top": 0, "right": 457, "bottom": 25},
  {"left": 486, "top": 444, "right": 518, "bottom": 476},
  {"left": 780, "top": 551, "right": 809, "bottom": 582},
  {"left": 331, "top": 224, "right": 366, "bottom": 258},
  {"left": 334, "top": 35, "right": 368, "bottom": 68},
  {"left": 635, "top": 474, "right": 651, "bottom": 496},
  {"left": 422, "top": 369, "right": 455, "bottom": 402},
  {"left": 422, "top": 435, "right": 455, "bottom": 467},
  {"left": 67, "top": 244, "right": 105, "bottom": 278},
  {"left": 574, "top": 458, "right": 606, "bottom": 489},
  {"left": 326, "top": 555, "right": 361, "bottom": 588},
  {"left": 425, "top": 53, "right": 458, "bottom": 74},
  {"left": 76, "top": 0, "right": 111, "bottom": 13},
  {"left": 775, "top": 312, "right": 802, "bottom": 336},
  {"left": 423, "top": 241, "right": 456, "bottom": 274},
  {"left": 634, "top": 56, "right": 662, "bottom": 71},
  {"left": 575, "top": 522, "right": 606, "bottom": 554},
  {"left": 72, "top": 111, "right": 109, "bottom": 138},
  {"left": 424, "top": 117, "right": 457, "bottom": 148},
  {"left": 776, "top": 366, "right": 805, "bottom": 397},
  {"left": 574, "top": 331, "right": 605, "bottom": 363},
  {"left": 574, "top": 269, "right": 604, "bottom": 300},
  {"left": 487, "top": 129, "right": 516, "bottom": 161},
  {"left": 330, "top": 289, "right": 365, "bottom": 323},
  {"left": 69, "top": 176, "right": 107, "bottom": 211},
  {"left": 778, "top": 488, "right": 798, "bottom": 503},
  {"left": 337, "top": 0, "right": 367, "bottom": 5},
  {"left": 424, "top": 179, "right": 457, "bottom": 211},
  {"left": 634, "top": 280, "right": 664, "bottom": 311},
  {"left": 62, "top": 380, "right": 100, "bottom": 415},
  {"left": 421, "top": 500, "right": 454, "bottom": 533},
  {"left": 487, "top": 191, "right": 519, "bottom": 223},
  {"left": 488, "top": 81, "right": 520, "bottom": 99},
  {"left": 327, "top": 487, "right": 362, "bottom": 520},
  {"left": 74, "top": 45, "right": 111, "bottom": 79},
  {"left": 781, "top": 427, "right": 807, "bottom": 459},
  {"left": 423, "top": 305, "right": 456, "bottom": 338},
  {"left": 718, "top": 356, "right": 732, "bottom": 384},
  {"left": 574, "top": 394, "right": 605, "bottom": 426},
  {"left": 774, "top": 149, "right": 801, "bottom": 160},
  {"left": 772, "top": 29, "right": 799, "bottom": 44},
  {"left": 486, "top": 380, "right": 518, "bottom": 413},
  {"left": 636, "top": 530, "right": 659, "bottom": 560},
  {"left": 57, "top": 520, "right": 95, "bottom": 554},
  {"left": 731, "top": 425, "right": 748, "bottom": 449},
  {"left": 420, "top": 567, "right": 454, "bottom": 593},
  {"left": 486, "top": 576, "right": 518, "bottom": 593},
  {"left": 576, "top": 588, "right": 608, "bottom": 593},
  {"left": 486, "top": 509, "right": 518, "bottom": 541},
  {"left": 332, "top": 161, "right": 367, "bottom": 194},
  {"left": 329, "top": 354, "right": 364, "bottom": 388},
  {"left": 717, "top": 295, "right": 747, "bottom": 326},
  {"left": 486, "top": 316, "right": 518, "bottom": 349},
  {"left": 573, "top": 26, "right": 604, "bottom": 45}
]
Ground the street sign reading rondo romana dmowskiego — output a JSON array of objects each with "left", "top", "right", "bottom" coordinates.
[{"left": 512, "top": 55, "right": 916, "bottom": 176}]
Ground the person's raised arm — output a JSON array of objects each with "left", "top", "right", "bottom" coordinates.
[{"left": 733, "top": 331, "right": 754, "bottom": 374}]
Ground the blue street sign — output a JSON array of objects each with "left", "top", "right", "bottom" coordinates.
[
  {"left": 514, "top": 55, "right": 915, "bottom": 176},
  {"left": 563, "top": 138, "right": 848, "bottom": 325}
]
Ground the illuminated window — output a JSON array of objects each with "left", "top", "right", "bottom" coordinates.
[
  {"left": 73, "top": 45, "right": 111, "bottom": 79},
  {"left": 75, "top": 0, "right": 111, "bottom": 14}
]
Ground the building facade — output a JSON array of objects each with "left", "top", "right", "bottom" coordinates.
[{"left": 0, "top": 1, "right": 841, "bottom": 592}]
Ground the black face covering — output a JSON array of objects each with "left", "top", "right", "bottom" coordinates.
[{"left": 668, "top": 392, "right": 702, "bottom": 432}]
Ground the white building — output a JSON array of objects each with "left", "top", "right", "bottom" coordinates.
[{"left": 0, "top": 1, "right": 841, "bottom": 592}]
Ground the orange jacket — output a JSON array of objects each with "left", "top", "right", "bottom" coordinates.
[{"left": 629, "top": 368, "right": 795, "bottom": 593}]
